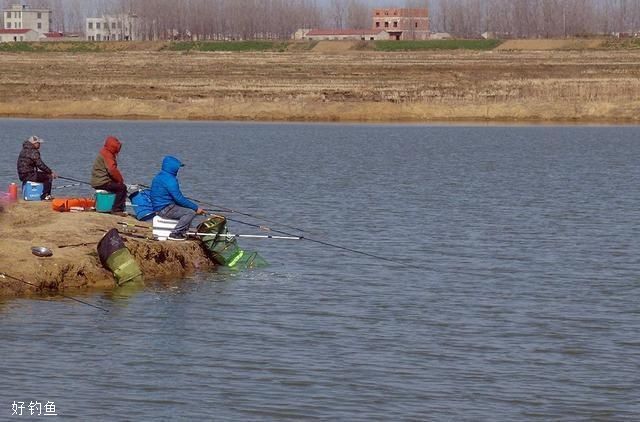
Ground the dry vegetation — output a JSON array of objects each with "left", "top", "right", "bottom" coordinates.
[{"left": 1, "top": 44, "right": 640, "bottom": 123}]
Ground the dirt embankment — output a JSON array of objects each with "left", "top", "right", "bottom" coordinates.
[
  {"left": 0, "top": 48, "right": 640, "bottom": 123},
  {"left": 0, "top": 201, "right": 214, "bottom": 297}
]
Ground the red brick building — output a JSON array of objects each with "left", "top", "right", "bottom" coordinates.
[{"left": 372, "top": 8, "right": 430, "bottom": 40}]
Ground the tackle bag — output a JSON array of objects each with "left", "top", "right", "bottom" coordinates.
[
  {"left": 97, "top": 228, "right": 144, "bottom": 286},
  {"left": 52, "top": 197, "right": 96, "bottom": 212},
  {"left": 128, "top": 189, "right": 155, "bottom": 221},
  {"left": 197, "top": 215, "right": 267, "bottom": 269}
]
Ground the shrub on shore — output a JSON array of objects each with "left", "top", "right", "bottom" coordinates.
[
  {"left": 375, "top": 39, "right": 503, "bottom": 51},
  {"left": 165, "top": 41, "right": 290, "bottom": 52}
]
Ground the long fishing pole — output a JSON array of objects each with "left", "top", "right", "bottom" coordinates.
[
  {"left": 188, "top": 232, "right": 303, "bottom": 240},
  {"left": 200, "top": 205, "right": 310, "bottom": 234},
  {"left": 53, "top": 182, "right": 83, "bottom": 190},
  {"left": 222, "top": 216, "right": 422, "bottom": 269},
  {"left": 136, "top": 183, "right": 309, "bottom": 233},
  {"left": 62, "top": 177, "right": 308, "bottom": 234},
  {"left": 58, "top": 176, "right": 92, "bottom": 186},
  {"left": 0, "top": 272, "right": 109, "bottom": 313}
]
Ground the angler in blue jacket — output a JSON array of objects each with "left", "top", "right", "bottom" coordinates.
[{"left": 150, "top": 156, "right": 205, "bottom": 241}]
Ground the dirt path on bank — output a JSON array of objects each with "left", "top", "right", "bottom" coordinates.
[{"left": 0, "top": 49, "right": 639, "bottom": 122}]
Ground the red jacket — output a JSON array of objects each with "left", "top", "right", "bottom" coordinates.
[{"left": 91, "top": 136, "right": 124, "bottom": 186}]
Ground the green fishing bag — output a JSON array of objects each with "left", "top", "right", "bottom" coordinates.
[
  {"left": 98, "top": 228, "right": 144, "bottom": 286},
  {"left": 197, "top": 216, "right": 243, "bottom": 266},
  {"left": 197, "top": 216, "right": 267, "bottom": 269},
  {"left": 105, "top": 248, "right": 144, "bottom": 286}
]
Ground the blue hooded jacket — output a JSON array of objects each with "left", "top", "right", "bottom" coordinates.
[{"left": 150, "top": 156, "right": 199, "bottom": 212}]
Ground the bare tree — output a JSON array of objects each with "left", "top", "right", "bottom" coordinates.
[{"left": 329, "top": 0, "right": 347, "bottom": 29}]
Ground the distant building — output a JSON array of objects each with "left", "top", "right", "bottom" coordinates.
[
  {"left": 41, "top": 31, "right": 82, "bottom": 42},
  {"left": 372, "top": 8, "right": 429, "bottom": 40},
  {"left": 303, "top": 29, "right": 389, "bottom": 41},
  {"left": 86, "top": 14, "right": 138, "bottom": 41},
  {"left": 294, "top": 6, "right": 430, "bottom": 42},
  {"left": 2, "top": 4, "right": 51, "bottom": 35},
  {"left": 431, "top": 32, "right": 452, "bottom": 40},
  {"left": 0, "top": 28, "right": 39, "bottom": 42},
  {"left": 293, "top": 28, "right": 311, "bottom": 40}
]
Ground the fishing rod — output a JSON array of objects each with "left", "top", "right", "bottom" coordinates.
[
  {"left": 58, "top": 176, "right": 92, "bottom": 186},
  {"left": 117, "top": 220, "right": 300, "bottom": 240},
  {"left": 60, "top": 178, "right": 414, "bottom": 268},
  {"left": 0, "top": 272, "right": 109, "bottom": 313},
  {"left": 53, "top": 182, "right": 83, "bottom": 190},
  {"left": 223, "top": 216, "right": 422, "bottom": 269},
  {"left": 61, "top": 177, "right": 307, "bottom": 233},
  {"left": 137, "top": 183, "right": 309, "bottom": 233},
  {"left": 118, "top": 221, "right": 151, "bottom": 230},
  {"left": 200, "top": 205, "right": 310, "bottom": 234},
  {"left": 188, "top": 232, "right": 303, "bottom": 240},
  {"left": 58, "top": 242, "right": 98, "bottom": 249}
]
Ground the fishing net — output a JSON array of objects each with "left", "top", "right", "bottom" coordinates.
[{"left": 197, "top": 215, "right": 268, "bottom": 270}]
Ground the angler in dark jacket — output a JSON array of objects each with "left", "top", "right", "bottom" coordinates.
[
  {"left": 16, "top": 136, "right": 57, "bottom": 200},
  {"left": 150, "top": 156, "right": 204, "bottom": 241},
  {"left": 91, "top": 136, "right": 127, "bottom": 216}
]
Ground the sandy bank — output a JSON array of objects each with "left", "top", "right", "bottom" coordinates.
[
  {"left": 1, "top": 49, "right": 639, "bottom": 123},
  {"left": 0, "top": 201, "right": 215, "bottom": 297}
]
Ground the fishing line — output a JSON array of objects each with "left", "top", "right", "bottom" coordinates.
[
  {"left": 53, "top": 183, "right": 83, "bottom": 190},
  {"left": 198, "top": 204, "right": 310, "bottom": 233},
  {"left": 58, "top": 176, "right": 92, "bottom": 186},
  {"left": 0, "top": 272, "right": 110, "bottom": 313},
  {"left": 188, "top": 232, "right": 303, "bottom": 240},
  {"left": 137, "top": 183, "right": 309, "bottom": 233},
  {"left": 77, "top": 180, "right": 414, "bottom": 269},
  {"left": 222, "top": 216, "right": 424, "bottom": 270}
]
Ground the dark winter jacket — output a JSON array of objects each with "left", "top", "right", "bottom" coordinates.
[
  {"left": 91, "top": 136, "right": 124, "bottom": 187},
  {"left": 17, "top": 140, "right": 52, "bottom": 182},
  {"left": 150, "top": 156, "right": 198, "bottom": 212}
]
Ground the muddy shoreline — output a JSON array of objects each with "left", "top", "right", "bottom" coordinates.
[{"left": 0, "top": 202, "right": 215, "bottom": 298}]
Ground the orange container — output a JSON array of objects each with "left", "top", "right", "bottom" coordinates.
[
  {"left": 52, "top": 198, "right": 96, "bottom": 212},
  {"left": 8, "top": 183, "right": 18, "bottom": 202}
]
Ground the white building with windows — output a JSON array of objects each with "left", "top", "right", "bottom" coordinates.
[
  {"left": 301, "top": 29, "right": 390, "bottom": 41},
  {"left": 86, "top": 14, "right": 138, "bottom": 41},
  {"left": 2, "top": 4, "right": 51, "bottom": 35},
  {"left": 0, "top": 28, "right": 39, "bottom": 42}
]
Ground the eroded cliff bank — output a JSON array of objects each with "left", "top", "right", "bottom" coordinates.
[{"left": 0, "top": 201, "right": 215, "bottom": 297}]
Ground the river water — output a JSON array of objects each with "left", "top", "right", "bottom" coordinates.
[{"left": 0, "top": 119, "right": 639, "bottom": 420}]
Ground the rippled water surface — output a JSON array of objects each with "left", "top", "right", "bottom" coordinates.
[{"left": 1, "top": 120, "right": 639, "bottom": 420}]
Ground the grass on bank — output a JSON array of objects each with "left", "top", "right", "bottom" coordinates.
[
  {"left": 374, "top": 39, "right": 503, "bottom": 51},
  {"left": 0, "top": 41, "right": 117, "bottom": 52},
  {"left": 601, "top": 38, "right": 640, "bottom": 49},
  {"left": 165, "top": 41, "right": 297, "bottom": 52},
  {"left": 4, "top": 37, "right": 640, "bottom": 53}
]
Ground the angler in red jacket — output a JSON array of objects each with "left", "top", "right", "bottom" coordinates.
[{"left": 91, "top": 136, "right": 127, "bottom": 216}]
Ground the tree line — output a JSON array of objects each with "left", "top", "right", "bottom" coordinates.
[
  {"left": 431, "top": 0, "right": 640, "bottom": 38},
  {"left": 2, "top": 0, "right": 640, "bottom": 39}
]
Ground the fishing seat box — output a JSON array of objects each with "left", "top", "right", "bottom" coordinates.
[
  {"left": 95, "top": 190, "right": 116, "bottom": 212},
  {"left": 152, "top": 216, "right": 179, "bottom": 241},
  {"left": 22, "top": 182, "right": 43, "bottom": 201}
]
